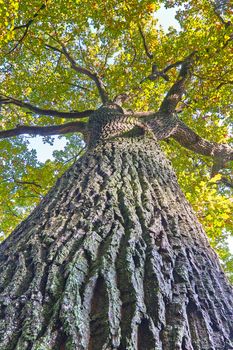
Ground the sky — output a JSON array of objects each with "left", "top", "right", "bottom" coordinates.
[{"left": 25, "top": 6, "right": 233, "bottom": 253}]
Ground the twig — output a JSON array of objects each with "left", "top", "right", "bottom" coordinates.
[{"left": 63, "top": 145, "right": 87, "bottom": 165}]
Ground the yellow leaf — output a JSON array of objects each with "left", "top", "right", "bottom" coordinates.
[
  {"left": 221, "top": 213, "right": 229, "bottom": 220},
  {"left": 209, "top": 174, "right": 222, "bottom": 183}
]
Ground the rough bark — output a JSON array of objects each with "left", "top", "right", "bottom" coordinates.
[{"left": 0, "top": 108, "right": 233, "bottom": 350}]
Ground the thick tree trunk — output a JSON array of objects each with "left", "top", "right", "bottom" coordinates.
[{"left": 0, "top": 132, "right": 233, "bottom": 349}]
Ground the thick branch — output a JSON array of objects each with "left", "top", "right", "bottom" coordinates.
[
  {"left": 146, "top": 112, "right": 178, "bottom": 140},
  {"left": 0, "top": 95, "right": 95, "bottom": 119},
  {"left": 145, "top": 111, "right": 233, "bottom": 174},
  {"left": 0, "top": 121, "right": 86, "bottom": 139},
  {"left": 62, "top": 46, "right": 109, "bottom": 104},
  {"left": 125, "top": 110, "right": 156, "bottom": 118},
  {"left": 172, "top": 120, "right": 233, "bottom": 163},
  {"left": 113, "top": 93, "right": 130, "bottom": 106},
  {"left": 159, "top": 52, "right": 196, "bottom": 114},
  {"left": 46, "top": 43, "right": 109, "bottom": 104}
]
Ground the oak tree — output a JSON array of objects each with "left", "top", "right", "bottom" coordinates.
[{"left": 0, "top": 1, "right": 233, "bottom": 349}]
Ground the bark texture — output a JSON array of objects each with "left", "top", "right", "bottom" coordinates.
[{"left": 0, "top": 112, "right": 233, "bottom": 349}]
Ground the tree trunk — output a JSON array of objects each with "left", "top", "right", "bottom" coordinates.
[{"left": 0, "top": 110, "right": 233, "bottom": 349}]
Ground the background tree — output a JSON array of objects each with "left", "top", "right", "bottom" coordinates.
[{"left": 0, "top": 0, "right": 233, "bottom": 349}]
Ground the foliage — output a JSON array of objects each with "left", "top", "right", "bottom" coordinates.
[{"left": 0, "top": 0, "right": 232, "bottom": 280}]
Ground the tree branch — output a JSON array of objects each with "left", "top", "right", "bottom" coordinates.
[
  {"left": 13, "top": 179, "right": 42, "bottom": 188},
  {"left": 141, "top": 64, "right": 169, "bottom": 83},
  {"left": 0, "top": 121, "right": 86, "bottom": 139},
  {"left": 13, "top": 4, "right": 46, "bottom": 31},
  {"left": 46, "top": 43, "right": 109, "bottom": 104},
  {"left": 62, "top": 45, "right": 109, "bottom": 104},
  {"left": 125, "top": 110, "right": 156, "bottom": 118},
  {"left": 45, "top": 43, "right": 62, "bottom": 54},
  {"left": 0, "top": 95, "right": 95, "bottom": 119},
  {"left": 172, "top": 119, "right": 233, "bottom": 167},
  {"left": 138, "top": 24, "right": 153, "bottom": 59},
  {"left": 141, "top": 56, "right": 195, "bottom": 85},
  {"left": 219, "top": 177, "right": 233, "bottom": 189},
  {"left": 159, "top": 52, "right": 197, "bottom": 114},
  {"left": 8, "top": 4, "right": 46, "bottom": 54},
  {"left": 60, "top": 81, "right": 92, "bottom": 92},
  {"left": 210, "top": 0, "right": 231, "bottom": 27},
  {"left": 163, "top": 60, "right": 187, "bottom": 74}
]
